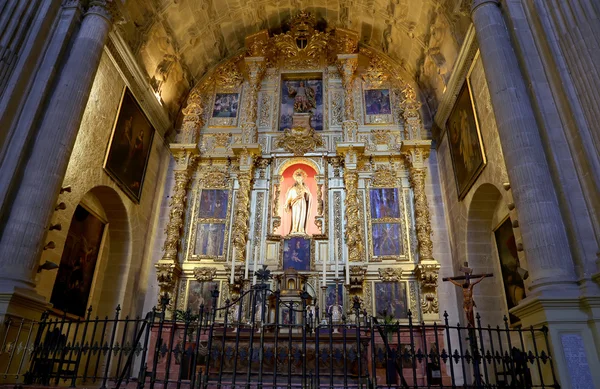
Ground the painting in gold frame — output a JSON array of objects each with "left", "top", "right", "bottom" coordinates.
[
  {"left": 446, "top": 62, "right": 486, "bottom": 200},
  {"left": 104, "top": 88, "right": 155, "bottom": 203}
]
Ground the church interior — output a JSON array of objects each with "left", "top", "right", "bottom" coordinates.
[{"left": 0, "top": 0, "right": 599, "bottom": 388}]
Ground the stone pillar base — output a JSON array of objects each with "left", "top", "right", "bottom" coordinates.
[
  {"left": 511, "top": 295, "right": 600, "bottom": 389},
  {"left": 0, "top": 288, "right": 49, "bottom": 323}
]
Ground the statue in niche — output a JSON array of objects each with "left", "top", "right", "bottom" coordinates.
[
  {"left": 287, "top": 81, "right": 316, "bottom": 113},
  {"left": 284, "top": 169, "right": 312, "bottom": 234}
]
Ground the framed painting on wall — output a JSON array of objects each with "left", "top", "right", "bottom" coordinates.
[
  {"left": 104, "top": 87, "right": 155, "bottom": 203},
  {"left": 494, "top": 217, "right": 526, "bottom": 324},
  {"left": 446, "top": 75, "right": 486, "bottom": 200},
  {"left": 208, "top": 92, "right": 241, "bottom": 127},
  {"left": 282, "top": 236, "right": 311, "bottom": 271},
  {"left": 374, "top": 282, "right": 408, "bottom": 319},
  {"left": 50, "top": 205, "right": 105, "bottom": 317},
  {"left": 363, "top": 88, "right": 393, "bottom": 124},
  {"left": 187, "top": 280, "right": 219, "bottom": 314}
]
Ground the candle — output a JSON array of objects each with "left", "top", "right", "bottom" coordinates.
[
  {"left": 244, "top": 248, "right": 250, "bottom": 280},
  {"left": 322, "top": 257, "right": 327, "bottom": 287},
  {"left": 345, "top": 258, "right": 350, "bottom": 285},
  {"left": 230, "top": 257, "right": 236, "bottom": 285},
  {"left": 335, "top": 255, "right": 339, "bottom": 278}
]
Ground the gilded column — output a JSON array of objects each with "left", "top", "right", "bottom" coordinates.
[
  {"left": 231, "top": 149, "right": 259, "bottom": 262},
  {"left": 179, "top": 89, "right": 206, "bottom": 144},
  {"left": 400, "top": 86, "right": 424, "bottom": 139},
  {"left": 337, "top": 54, "right": 359, "bottom": 142},
  {"left": 0, "top": 0, "right": 117, "bottom": 293},
  {"left": 241, "top": 57, "right": 266, "bottom": 144},
  {"left": 343, "top": 168, "right": 363, "bottom": 262},
  {"left": 155, "top": 145, "right": 198, "bottom": 314}
]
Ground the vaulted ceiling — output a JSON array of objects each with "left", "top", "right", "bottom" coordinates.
[{"left": 117, "top": 0, "right": 472, "bottom": 118}]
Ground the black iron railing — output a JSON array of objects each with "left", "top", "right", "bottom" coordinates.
[{"left": 0, "top": 284, "right": 559, "bottom": 388}]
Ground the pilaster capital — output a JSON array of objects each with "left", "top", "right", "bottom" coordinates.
[
  {"left": 334, "top": 28, "right": 359, "bottom": 54},
  {"left": 401, "top": 140, "right": 432, "bottom": 168},
  {"left": 62, "top": 0, "right": 84, "bottom": 11},
  {"left": 244, "top": 56, "right": 267, "bottom": 86},
  {"left": 170, "top": 144, "right": 199, "bottom": 171},
  {"left": 471, "top": 0, "right": 500, "bottom": 15},
  {"left": 336, "top": 54, "right": 359, "bottom": 87},
  {"left": 86, "top": 0, "right": 124, "bottom": 24}
]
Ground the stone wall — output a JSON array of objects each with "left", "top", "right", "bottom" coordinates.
[
  {"left": 435, "top": 56, "right": 524, "bottom": 326},
  {"left": 35, "top": 52, "right": 170, "bottom": 317}
]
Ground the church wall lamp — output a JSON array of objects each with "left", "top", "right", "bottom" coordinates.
[
  {"left": 502, "top": 182, "right": 511, "bottom": 191},
  {"left": 37, "top": 260, "right": 59, "bottom": 273},
  {"left": 55, "top": 202, "right": 66, "bottom": 211},
  {"left": 60, "top": 185, "right": 71, "bottom": 194}
]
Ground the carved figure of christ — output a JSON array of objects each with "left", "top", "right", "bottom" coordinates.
[{"left": 443, "top": 263, "right": 493, "bottom": 327}]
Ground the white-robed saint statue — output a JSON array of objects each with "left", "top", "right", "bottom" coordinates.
[{"left": 284, "top": 169, "right": 312, "bottom": 235}]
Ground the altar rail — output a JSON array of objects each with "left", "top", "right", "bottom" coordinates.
[{"left": 0, "top": 286, "right": 559, "bottom": 389}]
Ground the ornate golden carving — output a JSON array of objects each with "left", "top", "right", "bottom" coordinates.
[
  {"left": 337, "top": 55, "right": 359, "bottom": 121},
  {"left": 379, "top": 267, "right": 403, "bottom": 282},
  {"left": 199, "top": 168, "right": 229, "bottom": 188},
  {"left": 258, "top": 93, "right": 272, "bottom": 127},
  {"left": 416, "top": 260, "right": 441, "bottom": 315},
  {"left": 224, "top": 264, "right": 244, "bottom": 291},
  {"left": 180, "top": 91, "right": 206, "bottom": 143},
  {"left": 155, "top": 262, "right": 181, "bottom": 314},
  {"left": 245, "top": 29, "right": 270, "bottom": 57},
  {"left": 162, "top": 169, "right": 191, "bottom": 262},
  {"left": 232, "top": 170, "right": 253, "bottom": 262},
  {"left": 213, "top": 132, "right": 231, "bottom": 148},
  {"left": 215, "top": 62, "right": 244, "bottom": 92},
  {"left": 342, "top": 120, "right": 358, "bottom": 143},
  {"left": 409, "top": 167, "right": 434, "bottom": 260},
  {"left": 372, "top": 129, "right": 391, "bottom": 145},
  {"left": 334, "top": 28, "right": 359, "bottom": 54},
  {"left": 371, "top": 165, "right": 397, "bottom": 187},
  {"left": 272, "top": 11, "right": 329, "bottom": 69},
  {"left": 273, "top": 183, "right": 280, "bottom": 217},
  {"left": 330, "top": 90, "right": 344, "bottom": 126},
  {"left": 349, "top": 265, "right": 367, "bottom": 291},
  {"left": 316, "top": 183, "right": 324, "bottom": 215},
  {"left": 274, "top": 126, "right": 324, "bottom": 156},
  {"left": 193, "top": 267, "right": 217, "bottom": 281},
  {"left": 400, "top": 85, "right": 423, "bottom": 139},
  {"left": 362, "top": 56, "right": 389, "bottom": 89},
  {"left": 344, "top": 170, "right": 363, "bottom": 262}
]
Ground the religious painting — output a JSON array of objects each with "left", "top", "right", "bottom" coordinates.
[
  {"left": 282, "top": 236, "right": 311, "bottom": 271},
  {"left": 50, "top": 205, "right": 105, "bottom": 317},
  {"left": 279, "top": 76, "right": 323, "bottom": 131},
  {"left": 104, "top": 88, "right": 155, "bottom": 203},
  {"left": 374, "top": 282, "right": 408, "bottom": 319},
  {"left": 187, "top": 281, "right": 219, "bottom": 314},
  {"left": 370, "top": 188, "right": 400, "bottom": 219},
  {"left": 194, "top": 223, "right": 226, "bottom": 257},
  {"left": 198, "top": 190, "right": 229, "bottom": 219},
  {"left": 325, "top": 283, "right": 344, "bottom": 315},
  {"left": 212, "top": 93, "right": 239, "bottom": 118},
  {"left": 372, "top": 223, "right": 402, "bottom": 257},
  {"left": 278, "top": 163, "right": 319, "bottom": 236},
  {"left": 363, "top": 88, "right": 394, "bottom": 124},
  {"left": 446, "top": 81, "right": 486, "bottom": 199},
  {"left": 494, "top": 217, "right": 526, "bottom": 324}
]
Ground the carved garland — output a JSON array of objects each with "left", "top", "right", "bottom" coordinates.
[
  {"left": 193, "top": 267, "right": 217, "bottom": 281},
  {"left": 232, "top": 171, "right": 253, "bottom": 262},
  {"left": 344, "top": 171, "right": 363, "bottom": 262},
  {"left": 409, "top": 167, "right": 433, "bottom": 260}
]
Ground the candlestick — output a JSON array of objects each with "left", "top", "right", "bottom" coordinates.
[{"left": 252, "top": 246, "right": 258, "bottom": 285}]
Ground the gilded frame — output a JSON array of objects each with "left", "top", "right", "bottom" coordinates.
[
  {"left": 277, "top": 72, "right": 325, "bottom": 132},
  {"left": 362, "top": 85, "right": 394, "bottom": 125},
  {"left": 371, "top": 280, "right": 409, "bottom": 320},
  {"left": 208, "top": 87, "right": 243, "bottom": 128},
  {"left": 365, "top": 185, "right": 408, "bottom": 262},
  {"left": 184, "top": 278, "right": 221, "bottom": 313},
  {"left": 187, "top": 171, "right": 233, "bottom": 262},
  {"left": 446, "top": 53, "right": 487, "bottom": 200},
  {"left": 278, "top": 236, "right": 316, "bottom": 271}
]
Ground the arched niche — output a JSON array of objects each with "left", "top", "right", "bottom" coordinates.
[
  {"left": 465, "top": 183, "right": 511, "bottom": 327},
  {"left": 49, "top": 186, "right": 131, "bottom": 318}
]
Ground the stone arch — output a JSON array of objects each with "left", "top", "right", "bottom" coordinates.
[
  {"left": 465, "top": 182, "right": 509, "bottom": 327},
  {"left": 79, "top": 186, "right": 131, "bottom": 316}
]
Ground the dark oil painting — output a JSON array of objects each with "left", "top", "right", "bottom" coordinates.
[
  {"left": 446, "top": 82, "right": 485, "bottom": 199},
  {"left": 212, "top": 93, "right": 239, "bottom": 118},
  {"left": 364, "top": 89, "right": 392, "bottom": 115},
  {"left": 280, "top": 78, "right": 323, "bottom": 131},
  {"left": 50, "top": 206, "right": 105, "bottom": 317},
  {"left": 372, "top": 223, "right": 401, "bottom": 257},
  {"left": 370, "top": 188, "right": 400, "bottom": 219},
  {"left": 198, "top": 189, "right": 228, "bottom": 219},
  {"left": 104, "top": 88, "right": 155, "bottom": 203},
  {"left": 187, "top": 281, "right": 219, "bottom": 314},
  {"left": 494, "top": 217, "right": 526, "bottom": 324}
]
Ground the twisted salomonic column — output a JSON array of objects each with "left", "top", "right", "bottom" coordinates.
[
  {"left": 240, "top": 57, "right": 266, "bottom": 144},
  {"left": 231, "top": 150, "right": 257, "bottom": 262},
  {"left": 155, "top": 145, "right": 198, "bottom": 314},
  {"left": 400, "top": 86, "right": 424, "bottom": 139},
  {"left": 471, "top": 0, "right": 577, "bottom": 291},
  {"left": 0, "top": 0, "right": 116, "bottom": 293},
  {"left": 337, "top": 54, "right": 359, "bottom": 142},
  {"left": 409, "top": 166, "right": 434, "bottom": 261}
]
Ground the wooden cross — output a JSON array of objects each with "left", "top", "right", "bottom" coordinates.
[{"left": 442, "top": 262, "right": 493, "bottom": 327}]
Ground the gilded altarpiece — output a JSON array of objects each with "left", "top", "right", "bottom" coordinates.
[{"left": 167, "top": 11, "right": 439, "bottom": 323}]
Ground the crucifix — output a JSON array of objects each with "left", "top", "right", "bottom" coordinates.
[{"left": 443, "top": 262, "right": 493, "bottom": 328}]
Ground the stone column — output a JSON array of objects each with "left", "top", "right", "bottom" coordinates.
[
  {"left": 0, "top": 0, "right": 115, "bottom": 295},
  {"left": 231, "top": 147, "right": 260, "bottom": 263},
  {"left": 337, "top": 54, "right": 359, "bottom": 142},
  {"left": 241, "top": 57, "right": 266, "bottom": 144},
  {"left": 471, "top": 0, "right": 577, "bottom": 292},
  {"left": 155, "top": 145, "right": 198, "bottom": 315}
]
